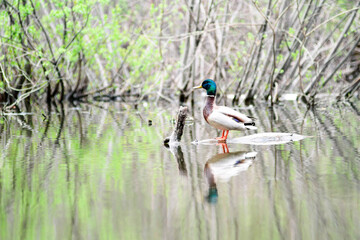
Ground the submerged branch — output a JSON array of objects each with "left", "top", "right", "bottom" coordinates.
[{"left": 164, "top": 106, "right": 188, "bottom": 145}]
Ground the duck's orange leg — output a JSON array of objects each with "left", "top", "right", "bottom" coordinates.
[
  {"left": 216, "top": 130, "right": 224, "bottom": 140},
  {"left": 216, "top": 130, "right": 229, "bottom": 142},
  {"left": 224, "top": 130, "right": 229, "bottom": 140}
]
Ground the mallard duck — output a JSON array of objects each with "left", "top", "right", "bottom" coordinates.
[{"left": 193, "top": 79, "right": 257, "bottom": 141}]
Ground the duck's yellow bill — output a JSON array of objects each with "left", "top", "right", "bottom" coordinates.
[{"left": 193, "top": 85, "right": 202, "bottom": 89}]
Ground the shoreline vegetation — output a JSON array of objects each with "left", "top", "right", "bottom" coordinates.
[{"left": 1, "top": 0, "right": 360, "bottom": 112}]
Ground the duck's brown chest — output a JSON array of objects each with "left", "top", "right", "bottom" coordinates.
[{"left": 203, "top": 96, "right": 215, "bottom": 123}]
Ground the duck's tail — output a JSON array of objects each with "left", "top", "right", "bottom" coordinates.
[{"left": 244, "top": 122, "right": 257, "bottom": 130}]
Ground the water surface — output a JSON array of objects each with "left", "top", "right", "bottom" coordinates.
[{"left": 1, "top": 100, "right": 359, "bottom": 239}]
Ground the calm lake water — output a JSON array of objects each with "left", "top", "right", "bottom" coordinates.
[{"left": 1, "top": 99, "right": 359, "bottom": 239}]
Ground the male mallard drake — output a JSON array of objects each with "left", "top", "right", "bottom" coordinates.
[{"left": 193, "top": 79, "right": 257, "bottom": 141}]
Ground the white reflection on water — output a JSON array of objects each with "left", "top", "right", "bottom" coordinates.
[{"left": 204, "top": 144, "right": 257, "bottom": 204}]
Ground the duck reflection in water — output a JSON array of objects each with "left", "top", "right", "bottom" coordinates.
[{"left": 204, "top": 143, "right": 257, "bottom": 204}]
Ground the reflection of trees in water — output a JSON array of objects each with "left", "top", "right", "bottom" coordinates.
[
  {"left": 188, "top": 101, "right": 360, "bottom": 238},
  {"left": 0, "top": 101, "right": 135, "bottom": 239},
  {"left": 0, "top": 101, "right": 359, "bottom": 238},
  {"left": 251, "top": 102, "right": 359, "bottom": 239}
]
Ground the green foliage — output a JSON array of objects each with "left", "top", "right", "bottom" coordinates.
[
  {"left": 291, "top": 50, "right": 299, "bottom": 60},
  {"left": 247, "top": 32, "right": 255, "bottom": 41},
  {"left": 0, "top": 0, "right": 359, "bottom": 105},
  {"left": 288, "top": 27, "right": 296, "bottom": 36},
  {"left": 1, "top": 0, "right": 167, "bottom": 100}
]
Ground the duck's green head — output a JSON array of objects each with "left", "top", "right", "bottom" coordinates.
[{"left": 193, "top": 79, "right": 217, "bottom": 96}]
